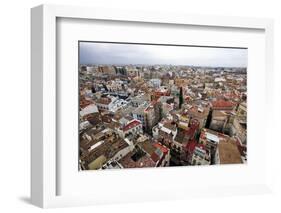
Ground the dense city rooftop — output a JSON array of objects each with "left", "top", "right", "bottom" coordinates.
[{"left": 79, "top": 64, "right": 247, "bottom": 170}]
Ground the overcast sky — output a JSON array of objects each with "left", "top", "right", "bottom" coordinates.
[{"left": 79, "top": 42, "right": 248, "bottom": 67}]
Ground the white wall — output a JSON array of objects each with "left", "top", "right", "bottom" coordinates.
[{"left": 0, "top": 0, "right": 281, "bottom": 212}]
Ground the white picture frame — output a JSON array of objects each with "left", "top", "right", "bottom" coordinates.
[{"left": 31, "top": 4, "right": 274, "bottom": 208}]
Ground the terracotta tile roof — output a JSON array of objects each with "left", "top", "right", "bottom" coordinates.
[
  {"left": 80, "top": 98, "right": 93, "bottom": 109},
  {"left": 123, "top": 120, "right": 141, "bottom": 132},
  {"left": 153, "top": 143, "right": 169, "bottom": 154},
  {"left": 211, "top": 100, "right": 235, "bottom": 109},
  {"left": 150, "top": 152, "right": 160, "bottom": 163},
  {"left": 96, "top": 97, "right": 111, "bottom": 105}
]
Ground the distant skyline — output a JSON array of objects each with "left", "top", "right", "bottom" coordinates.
[{"left": 79, "top": 42, "right": 248, "bottom": 68}]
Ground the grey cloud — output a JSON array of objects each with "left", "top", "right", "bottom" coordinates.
[{"left": 79, "top": 42, "right": 247, "bottom": 67}]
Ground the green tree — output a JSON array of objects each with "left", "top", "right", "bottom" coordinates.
[{"left": 179, "top": 87, "right": 183, "bottom": 109}]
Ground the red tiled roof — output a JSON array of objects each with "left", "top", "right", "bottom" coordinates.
[
  {"left": 153, "top": 143, "right": 169, "bottom": 154},
  {"left": 96, "top": 97, "right": 111, "bottom": 105},
  {"left": 212, "top": 100, "right": 235, "bottom": 108},
  {"left": 123, "top": 120, "right": 141, "bottom": 132},
  {"left": 150, "top": 152, "right": 160, "bottom": 163},
  {"left": 80, "top": 99, "right": 93, "bottom": 109}
]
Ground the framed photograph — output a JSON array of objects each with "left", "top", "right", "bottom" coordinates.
[{"left": 31, "top": 4, "right": 274, "bottom": 208}]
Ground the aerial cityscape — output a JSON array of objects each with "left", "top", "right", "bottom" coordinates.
[{"left": 79, "top": 42, "right": 247, "bottom": 170}]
